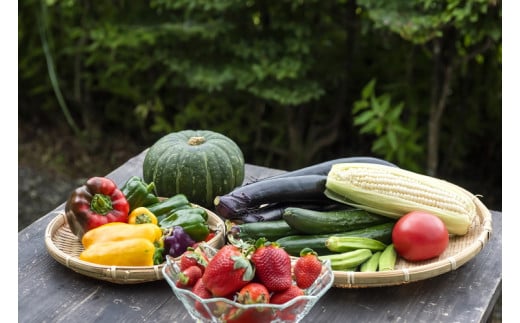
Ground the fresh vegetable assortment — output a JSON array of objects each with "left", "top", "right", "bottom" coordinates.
[
  {"left": 61, "top": 129, "right": 478, "bottom": 284},
  {"left": 65, "top": 175, "right": 219, "bottom": 267},
  {"left": 215, "top": 157, "right": 479, "bottom": 273},
  {"left": 213, "top": 156, "right": 397, "bottom": 221},
  {"left": 47, "top": 129, "right": 490, "bottom": 323}
]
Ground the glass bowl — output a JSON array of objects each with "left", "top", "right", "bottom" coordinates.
[{"left": 162, "top": 244, "right": 334, "bottom": 323}]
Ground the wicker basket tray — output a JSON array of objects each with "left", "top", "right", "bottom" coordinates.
[
  {"left": 331, "top": 189, "right": 493, "bottom": 288},
  {"left": 44, "top": 206, "right": 225, "bottom": 284}
]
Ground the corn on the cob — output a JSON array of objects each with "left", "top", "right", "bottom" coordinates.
[{"left": 325, "top": 163, "right": 477, "bottom": 235}]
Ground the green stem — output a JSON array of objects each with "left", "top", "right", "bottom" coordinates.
[{"left": 90, "top": 194, "right": 113, "bottom": 215}]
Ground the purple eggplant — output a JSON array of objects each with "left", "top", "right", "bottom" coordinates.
[
  {"left": 214, "top": 175, "right": 328, "bottom": 219},
  {"left": 213, "top": 157, "right": 398, "bottom": 222},
  {"left": 265, "top": 157, "right": 398, "bottom": 179}
]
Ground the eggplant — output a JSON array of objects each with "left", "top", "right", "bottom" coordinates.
[
  {"left": 214, "top": 175, "right": 328, "bottom": 219},
  {"left": 235, "top": 203, "right": 287, "bottom": 222},
  {"left": 214, "top": 157, "right": 398, "bottom": 221},
  {"left": 266, "top": 156, "right": 397, "bottom": 179}
]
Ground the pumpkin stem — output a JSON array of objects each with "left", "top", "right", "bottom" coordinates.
[{"left": 188, "top": 136, "right": 206, "bottom": 146}]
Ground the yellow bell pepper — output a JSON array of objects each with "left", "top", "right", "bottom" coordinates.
[
  {"left": 79, "top": 238, "right": 156, "bottom": 266},
  {"left": 128, "top": 207, "right": 158, "bottom": 225},
  {"left": 81, "top": 222, "right": 163, "bottom": 249}
]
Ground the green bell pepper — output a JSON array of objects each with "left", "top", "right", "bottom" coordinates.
[
  {"left": 147, "top": 194, "right": 191, "bottom": 222},
  {"left": 120, "top": 176, "right": 160, "bottom": 212},
  {"left": 159, "top": 208, "right": 210, "bottom": 242}
]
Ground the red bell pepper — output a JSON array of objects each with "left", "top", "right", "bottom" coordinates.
[{"left": 65, "top": 176, "right": 130, "bottom": 239}]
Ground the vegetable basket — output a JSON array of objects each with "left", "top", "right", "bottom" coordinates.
[
  {"left": 331, "top": 188, "right": 493, "bottom": 288},
  {"left": 44, "top": 205, "right": 225, "bottom": 284}
]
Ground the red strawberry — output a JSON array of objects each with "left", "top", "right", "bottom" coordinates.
[
  {"left": 192, "top": 277, "right": 211, "bottom": 298},
  {"left": 294, "top": 248, "right": 322, "bottom": 289},
  {"left": 175, "top": 265, "right": 203, "bottom": 288},
  {"left": 224, "top": 283, "right": 273, "bottom": 323},
  {"left": 191, "top": 278, "right": 212, "bottom": 319},
  {"left": 250, "top": 238, "right": 292, "bottom": 292},
  {"left": 270, "top": 285, "right": 305, "bottom": 305},
  {"left": 223, "top": 307, "right": 274, "bottom": 323},
  {"left": 236, "top": 282, "right": 270, "bottom": 304},
  {"left": 179, "top": 247, "right": 209, "bottom": 273},
  {"left": 202, "top": 245, "right": 254, "bottom": 297}
]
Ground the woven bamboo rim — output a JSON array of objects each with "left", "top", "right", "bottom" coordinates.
[
  {"left": 332, "top": 189, "right": 493, "bottom": 288},
  {"left": 44, "top": 206, "right": 225, "bottom": 284}
]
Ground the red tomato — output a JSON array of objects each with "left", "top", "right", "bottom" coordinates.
[{"left": 392, "top": 211, "right": 449, "bottom": 262}]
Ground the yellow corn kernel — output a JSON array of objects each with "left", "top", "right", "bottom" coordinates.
[{"left": 325, "top": 163, "right": 477, "bottom": 235}]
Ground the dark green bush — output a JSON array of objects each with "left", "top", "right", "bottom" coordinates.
[{"left": 19, "top": 0, "right": 501, "bottom": 209}]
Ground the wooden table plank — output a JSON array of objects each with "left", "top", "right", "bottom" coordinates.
[{"left": 18, "top": 150, "right": 502, "bottom": 323}]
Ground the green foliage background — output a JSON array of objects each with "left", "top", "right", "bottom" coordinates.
[{"left": 19, "top": 0, "right": 502, "bottom": 209}]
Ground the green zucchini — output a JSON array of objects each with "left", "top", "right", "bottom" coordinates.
[
  {"left": 276, "top": 222, "right": 395, "bottom": 256},
  {"left": 226, "top": 220, "right": 301, "bottom": 242},
  {"left": 282, "top": 207, "right": 392, "bottom": 235}
]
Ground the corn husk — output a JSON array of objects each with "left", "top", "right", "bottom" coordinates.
[{"left": 324, "top": 163, "right": 477, "bottom": 235}]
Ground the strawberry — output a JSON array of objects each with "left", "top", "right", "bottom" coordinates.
[
  {"left": 223, "top": 307, "right": 274, "bottom": 323},
  {"left": 201, "top": 245, "right": 254, "bottom": 297},
  {"left": 294, "top": 248, "right": 322, "bottom": 289},
  {"left": 175, "top": 265, "right": 203, "bottom": 288},
  {"left": 179, "top": 247, "right": 209, "bottom": 273},
  {"left": 224, "top": 283, "right": 273, "bottom": 323},
  {"left": 192, "top": 277, "right": 211, "bottom": 296},
  {"left": 191, "top": 278, "right": 212, "bottom": 319},
  {"left": 250, "top": 238, "right": 292, "bottom": 292},
  {"left": 270, "top": 285, "right": 305, "bottom": 305},
  {"left": 236, "top": 282, "right": 270, "bottom": 304}
]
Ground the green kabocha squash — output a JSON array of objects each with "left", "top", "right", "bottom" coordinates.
[{"left": 143, "top": 130, "right": 245, "bottom": 208}]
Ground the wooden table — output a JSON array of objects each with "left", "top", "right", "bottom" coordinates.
[{"left": 18, "top": 150, "right": 502, "bottom": 323}]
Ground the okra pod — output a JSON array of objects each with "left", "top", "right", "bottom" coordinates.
[
  {"left": 319, "top": 248, "right": 372, "bottom": 270},
  {"left": 378, "top": 244, "right": 397, "bottom": 271},
  {"left": 360, "top": 251, "right": 382, "bottom": 272},
  {"left": 325, "top": 236, "right": 387, "bottom": 253}
]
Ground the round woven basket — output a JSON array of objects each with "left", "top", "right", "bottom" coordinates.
[
  {"left": 331, "top": 189, "right": 493, "bottom": 288},
  {"left": 44, "top": 206, "right": 225, "bottom": 284}
]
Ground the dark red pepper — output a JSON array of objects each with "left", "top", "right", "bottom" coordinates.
[{"left": 65, "top": 176, "right": 130, "bottom": 239}]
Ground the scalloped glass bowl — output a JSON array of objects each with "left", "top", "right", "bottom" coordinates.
[{"left": 162, "top": 244, "right": 334, "bottom": 323}]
